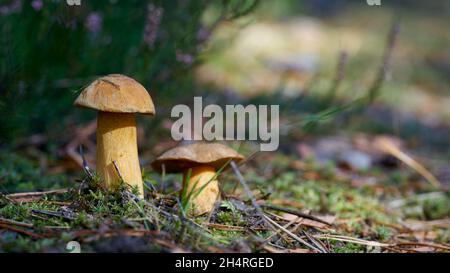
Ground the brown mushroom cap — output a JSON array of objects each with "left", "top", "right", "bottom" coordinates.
[
  {"left": 74, "top": 74, "right": 155, "bottom": 115},
  {"left": 151, "top": 143, "right": 245, "bottom": 173}
]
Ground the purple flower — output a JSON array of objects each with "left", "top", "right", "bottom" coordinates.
[
  {"left": 176, "top": 51, "right": 194, "bottom": 65},
  {"left": 0, "top": 0, "right": 22, "bottom": 16},
  {"left": 196, "top": 26, "right": 211, "bottom": 43},
  {"left": 31, "top": 0, "right": 42, "bottom": 11},
  {"left": 85, "top": 12, "right": 102, "bottom": 35},
  {"left": 143, "top": 4, "right": 164, "bottom": 48}
]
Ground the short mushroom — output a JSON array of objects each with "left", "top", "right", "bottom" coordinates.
[
  {"left": 151, "top": 142, "right": 245, "bottom": 216},
  {"left": 74, "top": 74, "right": 155, "bottom": 197}
]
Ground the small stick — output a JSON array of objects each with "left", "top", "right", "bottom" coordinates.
[
  {"left": 313, "top": 234, "right": 389, "bottom": 247},
  {"left": 394, "top": 242, "right": 450, "bottom": 251},
  {"left": 31, "top": 209, "right": 74, "bottom": 221},
  {"left": 128, "top": 196, "right": 152, "bottom": 230},
  {"left": 376, "top": 138, "right": 441, "bottom": 188},
  {"left": 303, "top": 229, "right": 328, "bottom": 253},
  {"left": 260, "top": 203, "right": 333, "bottom": 226},
  {"left": 80, "top": 145, "right": 94, "bottom": 179},
  {"left": 230, "top": 161, "right": 276, "bottom": 232},
  {"left": 0, "top": 223, "right": 45, "bottom": 238},
  {"left": 0, "top": 217, "right": 33, "bottom": 228},
  {"left": 263, "top": 214, "right": 322, "bottom": 252},
  {"left": 6, "top": 189, "right": 68, "bottom": 202},
  {"left": 99, "top": 78, "right": 120, "bottom": 89},
  {"left": 0, "top": 217, "right": 70, "bottom": 231},
  {"left": 112, "top": 160, "right": 123, "bottom": 181},
  {"left": 121, "top": 189, "right": 159, "bottom": 231},
  {"left": 0, "top": 192, "right": 17, "bottom": 204},
  {"left": 262, "top": 216, "right": 300, "bottom": 243}
]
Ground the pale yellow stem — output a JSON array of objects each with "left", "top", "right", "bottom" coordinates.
[
  {"left": 96, "top": 111, "right": 144, "bottom": 197},
  {"left": 183, "top": 165, "right": 219, "bottom": 216}
]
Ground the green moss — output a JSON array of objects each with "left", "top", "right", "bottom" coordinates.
[
  {"left": 423, "top": 197, "right": 450, "bottom": 220},
  {"left": 0, "top": 151, "right": 70, "bottom": 192},
  {"left": 373, "top": 226, "right": 393, "bottom": 242},
  {"left": 216, "top": 201, "right": 245, "bottom": 226},
  {"left": 332, "top": 242, "right": 366, "bottom": 253}
]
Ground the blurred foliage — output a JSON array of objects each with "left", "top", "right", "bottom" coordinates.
[{"left": 0, "top": 0, "right": 258, "bottom": 143}]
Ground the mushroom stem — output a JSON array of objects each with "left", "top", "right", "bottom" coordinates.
[
  {"left": 183, "top": 165, "right": 220, "bottom": 216},
  {"left": 96, "top": 111, "right": 144, "bottom": 197}
]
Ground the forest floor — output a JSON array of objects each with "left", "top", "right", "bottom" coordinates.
[{"left": 0, "top": 4, "right": 449, "bottom": 252}]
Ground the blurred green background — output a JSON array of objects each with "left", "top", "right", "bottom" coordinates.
[{"left": 0, "top": 0, "right": 258, "bottom": 143}]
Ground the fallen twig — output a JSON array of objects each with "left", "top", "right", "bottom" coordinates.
[
  {"left": 80, "top": 145, "right": 94, "bottom": 179},
  {"left": 313, "top": 234, "right": 390, "bottom": 247},
  {"left": 0, "top": 217, "right": 33, "bottom": 228},
  {"left": 263, "top": 214, "right": 322, "bottom": 252},
  {"left": 31, "top": 209, "right": 74, "bottom": 221},
  {"left": 230, "top": 161, "right": 277, "bottom": 232},
  {"left": 394, "top": 242, "right": 450, "bottom": 251},
  {"left": 376, "top": 137, "right": 441, "bottom": 188},
  {"left": 6, "top": 189, "right": 69, "bottom": 202},
  {"left": 0, "top": 223, "right": 45, "bottom": 239},
  {"left": 207, "top": 223, "right": 245, "bottom": 231},
  {"left": 260, "top": 203, "right": 333, "bottom": 226},
  {"left": 0, "top": 192, "right": 17, "bottom": 204},
  {"left": 303, "top": 229, "right": 328, "bottom": 253},
  {"left": 262, "top": 215, "right": 300, "bottom": 243}
]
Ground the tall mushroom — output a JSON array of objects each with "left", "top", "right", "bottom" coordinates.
[
  {"left": 74, "top": 74, "right": 155, "bottom": 197},
  {"left": 151, "top": 142, "right": 244, "bottom": 216}
]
